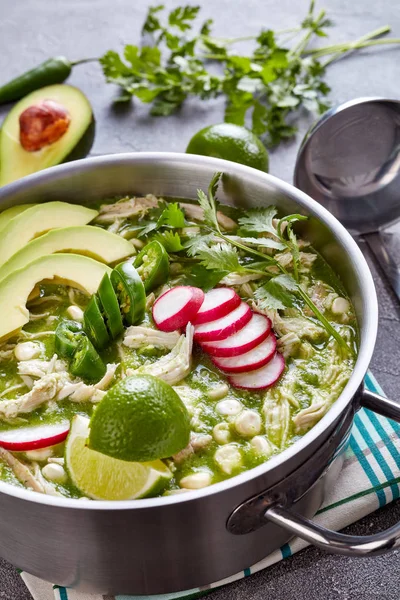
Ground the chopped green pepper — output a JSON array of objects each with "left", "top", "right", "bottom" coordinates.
[
  {"left": 83, "top": 295, "right": 110, "bottom": 350},
  {"left": 97, "top": 273, "right": 124, "bottom": 339},
  {"left": 111, "top": 260, "right": 146, "bottom": 326},
  {"left": 70, "top": 335, "right": 106, "bottom": 383},
  {"left": 54, "top": 320, "right": 83, "bottom": 359},
  {"left": 134, "top": 240, "right": 169, "bottom": 292}
]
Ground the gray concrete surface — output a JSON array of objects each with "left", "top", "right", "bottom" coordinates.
[{"left": 0, "top": 0, "right": 400, "bottom": 598}]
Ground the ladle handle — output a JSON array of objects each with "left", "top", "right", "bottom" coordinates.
[
  {"left": 264, "top": 388, "right": 400, "bottom": 557},
  {"left": 364, "top": 231, "right": 400, "bottom": 301}
]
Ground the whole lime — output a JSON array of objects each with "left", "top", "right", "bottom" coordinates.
[
  {"left": 186, "top": 123, "right": 269, "bottom": 172},
  {"left": 88, "top": 375, "right": 190, "bottom": 462}
]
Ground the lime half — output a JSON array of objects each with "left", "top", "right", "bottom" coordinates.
[
  {"left": 88, "top": 375, "right": 191, "bottom": 462},
  {"left": 66, "top": 415, "right": 172, "bottom": 500}
]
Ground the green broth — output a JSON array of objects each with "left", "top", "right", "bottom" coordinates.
[{"left": 0, "top": 195, "right": 358, "bottom": 499}]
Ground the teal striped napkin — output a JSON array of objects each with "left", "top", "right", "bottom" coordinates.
[{"left": 21, "top": 372, "right": 400, "bottom": 600}]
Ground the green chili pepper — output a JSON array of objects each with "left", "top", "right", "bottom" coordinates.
[
  {"left": 97, "top": 273, "right": 124, "bottom": 339},
  {"left": 83, "top": 295, "right": 110, "bottom": 350},
  {"left": 0, "top": 57, "right": 73, "bottom": 105},
  {"left": 134, "top": 240, "right": 169, "bottom": 293},
  {"left": 70, "top": 335, "right": 106, "bottom": 383},
  {"left": 111, "top": 260, "right": 146, "bottom": 326},
  {"left": 54, "top": 320, "right": 83, "bottom": 359}
]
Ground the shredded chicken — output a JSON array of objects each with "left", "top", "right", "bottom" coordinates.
[
  {"left": 222, "top": 273, "right": 262, "bottom": 286},
  {"left": 0, "top": 447, "right": 44, "bottom": 492},
  {"left": 173, "top": 432, "right": 213, "bottom": 463},
  {"left": 57, "top": 363, "right": 117, "bottom": 403},
  {"left": 264, "top": 396, "right": 290, "bottom": 449},
  {"left": 129, "top": 324, "right": 194, "bottom": 386},
  {"left": 292, "top": 400, "right": 328, "bottom": 432},
  {"left": 178, "top": 202, "right": 236, "bottom": 231},
  {"left": 276, "top": 332, "right": 301, "bottom": 358},
  {"left": 18, "top": 355, "right": 67, "bottom": 379},
  {"left": 252, "top": 303, "right": 326, "bottom": 342},
  {"left": 32, "top": 464, "right": 63, "bottom": 497},
  {"left": 0, "top": 374, "right": 62, "bottom": 419},
  {"left": 123, "top": 326, "right": 180, "bottom": 350},
  {"left": 95, "top": 195, "right": 159, "bottom": 223}
]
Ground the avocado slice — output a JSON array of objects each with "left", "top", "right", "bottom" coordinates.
[
  {"left": 0, "top": 201, "right": 98, "bottom": 267},
  {"left": 0, "top": 84, "right": 93, "bottom": 187},
  {"left": 0, "top": 253, "right": 111, "bottom": 341},
  {"left": 0, "top": 204, "right": 36, "bottom": 232},
  {"left": 0, "top": 225, "right": 134, "bottom": 281}
]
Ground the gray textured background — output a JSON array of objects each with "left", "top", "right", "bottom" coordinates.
[{"left": 1, "top": 0, "right": 400, "bottom": 598}]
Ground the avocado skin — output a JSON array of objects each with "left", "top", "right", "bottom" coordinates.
[{"left": 63, "top": 117, "right": 95, "bottom": 164}]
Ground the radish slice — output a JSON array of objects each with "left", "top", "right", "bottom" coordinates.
[
  {"left": 228, "top": 353, "right": 285, "bottom": 390},
  {"left": 0, "top": 421, "right": 70, "bottom": 451},
  {"left": 213, "top": 333, "right": 277, "bottom": 374},
  {"left": 194, "top": 302, "right": 252, "bottom": 342},
  {"left": 153, "top": 286, "right": 204, "bottom": 332},
  {"left": 193, "top": 288, "right": 241, "bottom": 325},
  {"left": 201, "top": 313, "right": 271, "bottom": 357}
]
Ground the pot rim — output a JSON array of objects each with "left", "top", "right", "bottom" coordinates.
[{"left": 0, "top": 152, "right": 378, "bottom": 511}]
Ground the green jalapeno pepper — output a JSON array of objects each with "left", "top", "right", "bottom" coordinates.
[
  {"left": 54, "top": 320, "right": 83, "bottom": 359},
  {"left": 83, "top": 295, "right": 110, "bottom": 350},
  {"left": 70, "top": 335, "right": 106, "bottom": 383},
  {"left": 111, "top": 261, "right": 146, "bottom": 326},
  {"left": 97, "top": 273, "right": 124, "bottom": 339},
  {"left": 134, "top": 240, "right": 169, "bottom": 292},
  {"left": 0, "top": 57, "right": 72, "bottom": 104}
]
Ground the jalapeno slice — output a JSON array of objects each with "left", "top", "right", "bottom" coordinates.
[
  {"left": 134, "top": 240, "right": 169, "bottom": 292},
  {"left": 83, "top": 295, "right": 110, "bottom": 350},
  {"left": 70, "top": 335, "right": 106, "bottom": 383},
  {"left": 97, "top": 273, "right": 124, "bottom": 339},
  {"left": 54, "top": 320, "right": 83, "bottom": 359},
  {"left": 111, "top": 260, "right": 146, "bottom": 326}
]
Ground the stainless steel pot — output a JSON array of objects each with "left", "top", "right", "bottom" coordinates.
[{"left": 0, "top": 152, "right": 398, "bottom": 595}]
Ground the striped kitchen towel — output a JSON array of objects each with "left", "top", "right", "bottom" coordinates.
[{"left": 21, "top": 372, "right": 400, "bottom": 600}]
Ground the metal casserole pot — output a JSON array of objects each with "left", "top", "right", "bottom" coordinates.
[{"left": 0, "top": 152, "right": 398, "bottom": 595}]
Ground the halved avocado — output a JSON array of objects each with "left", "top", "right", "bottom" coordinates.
[
  {"left": 0, "top": 225, "right": 134, "bottom": 281},
  {"left": 0, "top": 253, "right": 111, "bottom": 340},
  {"left": 0, "top": 204, "right": 36, "bottom": 232},
  {"left": 0, "top": 201, "right": 98, "bottom": 267},
  {"left": 0, "top": 84, "right": 94, "bottom": 187}
]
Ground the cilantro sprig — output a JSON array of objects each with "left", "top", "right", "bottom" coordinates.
[
  {"left": 97, "top": 1, "right": 400, "bottom": 147},
  {"left": 195, "top": 173, "right": 351, "bottom": 353}
]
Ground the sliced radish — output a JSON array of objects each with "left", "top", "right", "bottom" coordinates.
[
  {"left": 193, "top": 288, "right": 241, "bottom": 325},
  {"left": 153, "top": 286, "right": 204, "bottom": 332},
  {"left": 213, "top": 333, "right": 277, "bottom": 374},
  {"left": 228, "top": 353, "right": 285, "bottom": 390},
  {"left": 194, "top": 302, "right": 252, "bottom": 342},
  {"left": 0, "top": 421, "right": 70, "bottom": 451},
  {"left": 201, "top": 313, "right": 271, "bottom": 357}
]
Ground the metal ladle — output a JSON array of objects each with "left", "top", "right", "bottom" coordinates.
[{"left": 294, "top": 96, "right": 400, "bottom": 299}]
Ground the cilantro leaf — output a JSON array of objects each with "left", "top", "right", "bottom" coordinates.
[
  {"left": 196, "top": 243, "right": 244, "bottom": 272},
  {"left": 153, "top": 231, "right": 184, "bottom": 252},
  {"left": 196, "top": 172, "right": 222, "bottom": 230},
  {"left": 254, "top": 274, "right": 297, "bottom": 310},
  {"left": 158, "top": 202, "right": 185, "bottom": 228},
  {"left": 238, "top": 236, "right": 285, "bottom": 251},
  {"left": 168, "top": 6, "right": 200, "bottom": 31},
  {"left": 184, "top": 233, "right": 214, "bottom": 256},
  {"left": 238, "top": 207, "right": 278, "bottom": 235},
  {"left": 181, "top": 264, "right": 226, "bottom": 291}
]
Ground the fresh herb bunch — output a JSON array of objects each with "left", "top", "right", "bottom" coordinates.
[{"left": 100, "top": 1, "right": 397, "bottom": 147}]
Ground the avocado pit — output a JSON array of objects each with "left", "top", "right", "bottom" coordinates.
[{"left": 19, "top": 99, "right": 71, "bottom": 152}]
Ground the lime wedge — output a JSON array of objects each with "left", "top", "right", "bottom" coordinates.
[{"left": 65, "top": 415, "right": 172, "bottom": 500}]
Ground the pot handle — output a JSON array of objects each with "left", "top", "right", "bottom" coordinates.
[{"left": 263, "top": 388, "right": 400, "bottom": 557}]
